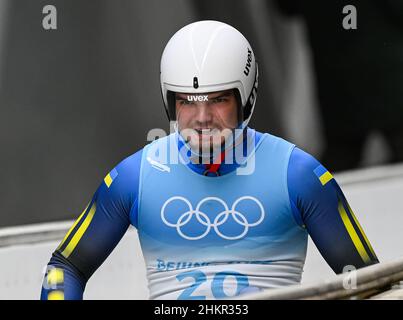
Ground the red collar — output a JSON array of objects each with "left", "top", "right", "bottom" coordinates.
[{"left": 204, "top": 150, "right": 226, "bottom": 175}]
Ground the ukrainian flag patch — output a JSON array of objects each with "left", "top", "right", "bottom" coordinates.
[
  {"left": 104, "top": 168, "right": 118, "bottom": 188},
  {"left": 314, "top": 165, "right": 333, "bottom": 186}
]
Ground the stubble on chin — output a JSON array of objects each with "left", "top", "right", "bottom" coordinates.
[{"left": 183, "top": 128, "right": 237, "bottom": 159}]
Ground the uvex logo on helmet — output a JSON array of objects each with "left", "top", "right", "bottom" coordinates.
[
  {"left": 187, "top": 95, "right": 209, "bottom": 102},
  {"left": 244, "top": 48, "right": 252, "bottom": 76}
]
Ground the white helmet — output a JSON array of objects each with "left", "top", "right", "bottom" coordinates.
[{"left": 160, "top": 20, "right": 258, "bottom": 130}]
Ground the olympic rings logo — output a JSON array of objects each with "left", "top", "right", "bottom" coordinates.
[{"left": 161, "top": 196, "right": 265, "bottom": 240}]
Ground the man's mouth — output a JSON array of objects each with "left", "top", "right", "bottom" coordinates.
[
  {"left": 195, "top": 128, "right": 220, "bottom": 135},
  {"left": 196, "top": 128, "right": 212, "bottom": 134}
]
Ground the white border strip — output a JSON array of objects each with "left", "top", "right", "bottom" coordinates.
[
  {"left": 0, "top": 221, "right": 73, "bottom": 248},
  {"left": 335, "top": 163, "right": 403, "bottom": 186}
]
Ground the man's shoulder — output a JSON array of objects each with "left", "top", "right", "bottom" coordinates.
[
  {"left": 103, "top": 148, "right": 144, "bottom": 191},
  {"left": 287, "top": 146, "right": 335, "bottom": 193},
  {"left": 288, "top": 147, "right": 322, "bottom": 176},
  {"left": 254, "top": 130, "right": 296, "bottom": 154},
  {"left": 254, "top": 128, "right": 317, "bottom": 169},
  {"left": 255, "top": 129, "right": 293, "bottom": 145}
]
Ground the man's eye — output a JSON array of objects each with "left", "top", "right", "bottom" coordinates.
[
  {"left": 178, "top": 100, "right": 193, "bottom": 105},
  {"left": 211, "top": 97, "right": 227, "bottom": 103}
]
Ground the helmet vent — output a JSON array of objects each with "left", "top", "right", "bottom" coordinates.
[{"left": 193, "top": 77, "right": 199, "bottom": 89}]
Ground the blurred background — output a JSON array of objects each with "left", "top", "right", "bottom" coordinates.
[{"left": 1, "top": 0, "right": 402, "bottom": 227}]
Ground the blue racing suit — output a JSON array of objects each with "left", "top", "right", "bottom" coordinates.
[{"left": 40, "top": 128, "right": 378, "bottom": 300}]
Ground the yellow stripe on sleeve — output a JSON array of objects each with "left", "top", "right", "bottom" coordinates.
[
  {"left": 319, "top": 171, "right": 334, "bottom": 186},
  {"left": 57, "top": 203, "right": 90, "bottom": 251},
  {"left": 61, "top": 202, "right": 97, "bottom": 259},
  {"left": 338, "top": 200, "right": 370, "bottom": 264},
  {"left": 347, "top": 202, "right": 377, "bottom": 260},
  {"left": 47, "top": 290, "right": 64, "bottom": 300}
]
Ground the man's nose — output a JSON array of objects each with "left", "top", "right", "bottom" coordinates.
[{"left": 195, "top": 103, "right": 213, "bottom": 124}]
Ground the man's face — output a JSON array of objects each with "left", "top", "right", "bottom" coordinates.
[{"left": 175, "top": 89, "right": 239, "bottom": 153}]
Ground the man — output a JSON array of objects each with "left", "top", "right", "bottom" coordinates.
[{"left": 41, "top": 20, "right": 378, "bottom": 300}]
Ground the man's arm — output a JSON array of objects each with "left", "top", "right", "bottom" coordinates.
[
  {"left": 287, "top": 147, "right": 379, "bottom": 274},
  {"left": 40, "top": 149, "right": 143, "bottom": 300}
]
